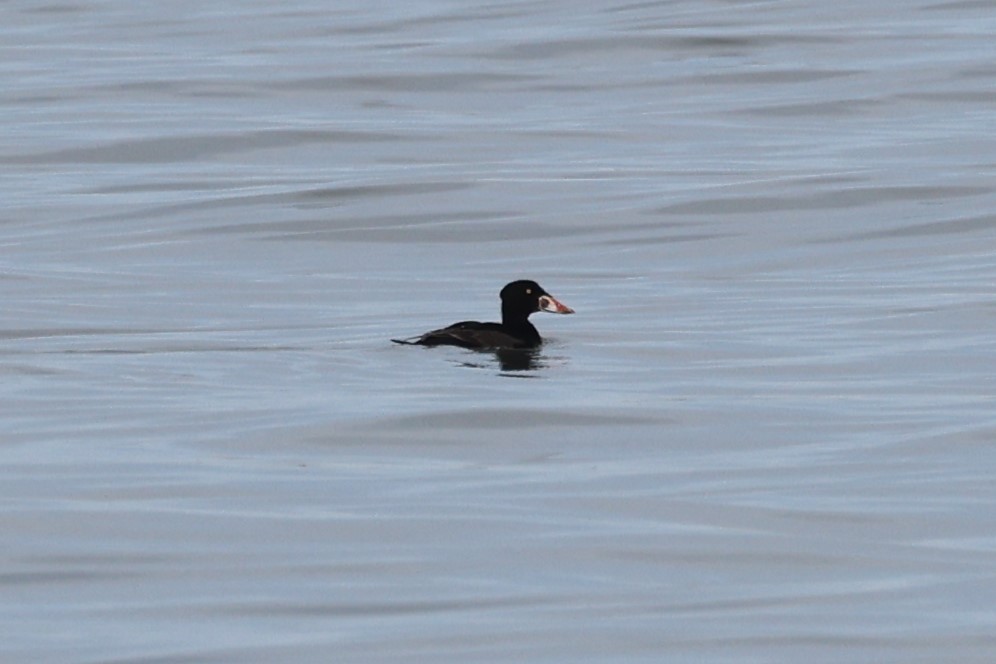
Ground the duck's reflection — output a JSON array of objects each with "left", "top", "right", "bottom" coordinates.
[
  {"left": 455, "top": 348, "right": 553, "bottom": 374},
  {"left": 495, "top": 347, "right": 544, "bottom": 372}
]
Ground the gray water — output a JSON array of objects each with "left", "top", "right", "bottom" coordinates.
[{"left": 3, "top": 1, "right": 996, "bottom": 661}]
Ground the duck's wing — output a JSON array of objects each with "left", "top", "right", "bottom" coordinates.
[{"left": 393, "top": 321, "right": 530, "bottom": 350}]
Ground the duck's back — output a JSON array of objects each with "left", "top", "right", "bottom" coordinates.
[{"left": 410, "top": 321, "right": 538, "bottom": 349}]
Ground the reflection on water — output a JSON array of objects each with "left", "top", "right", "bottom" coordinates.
[
  {"left": 496, "top": 347, "right": 544, "bottom": 372},
  {"left": 454, "top": 347, "right": 547, "bottom": 373}
]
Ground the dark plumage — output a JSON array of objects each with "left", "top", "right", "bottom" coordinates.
[{"left": 392, "top": 280, "right": 574, "bottom": 350}]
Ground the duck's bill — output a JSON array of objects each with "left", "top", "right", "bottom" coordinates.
[{"left": 538, "top": 294, "right": 574, "bottom": 314}]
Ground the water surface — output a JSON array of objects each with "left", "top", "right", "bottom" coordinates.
[{"left": 3, "top": 1, "right": 996, "bottom": 661}]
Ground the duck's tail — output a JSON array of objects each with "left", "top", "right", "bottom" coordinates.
[{"left": 391, "top": 337, "right": 421, "bottom": 345}]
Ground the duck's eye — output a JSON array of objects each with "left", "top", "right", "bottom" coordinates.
[{"left": 525, "top": 288, "right": 532, "bottom": 294}]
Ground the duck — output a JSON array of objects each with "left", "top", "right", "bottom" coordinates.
[{"left": 392, "top": 280, "right": 573, "bottom": 350}]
